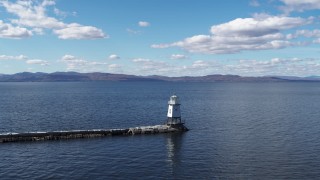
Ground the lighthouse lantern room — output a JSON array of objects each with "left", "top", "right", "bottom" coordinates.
[{"left": 167, "top": 95, "right": 183, "bottom": 126}]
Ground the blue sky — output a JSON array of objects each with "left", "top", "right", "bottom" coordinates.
[{"left": 0, "top": 0, "right": 320, "bottom": 76}]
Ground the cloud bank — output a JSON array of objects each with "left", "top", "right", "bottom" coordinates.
[
  {"left": 26, "top": 59, "right": 48, "bottom": 66},
  {"left": 130, "top": 56, "right": 320, "bottom": 77},
  {"left": 280, "top": 0, "right": 320, "bottom": 13},
  {"left": 60, "top": 54, "right": 109, "bottom": 72},
  {"left": 0, "top": 0, "right": 107, "bottom": 39},
  {"left": 170, "top": 54, "right": 187, "bottom": 60},
  {"left": 0, "top": 54, "right": 27, "bottom": 60},
  {"left": 152, "top": 14, "right": 313, "bottom": 54}
]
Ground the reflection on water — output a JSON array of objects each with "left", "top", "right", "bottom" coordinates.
[{"left": 166, "top": 133, "right": 185, "bottom": 176}]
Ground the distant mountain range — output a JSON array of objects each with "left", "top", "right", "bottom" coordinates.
[{"left": 0, "top": 72, "right": 319, "bottom": 82}]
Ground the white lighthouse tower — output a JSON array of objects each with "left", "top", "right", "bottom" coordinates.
[
  {"left": 128, "top": 94, "right": 188, "bottom": 134},
  {"left": 167, "top": 95, "right": 183, "bottom": 126}
]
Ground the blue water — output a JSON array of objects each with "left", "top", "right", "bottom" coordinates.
[{"left": 0, "top": 82, "right": 320, "bottom": 179}]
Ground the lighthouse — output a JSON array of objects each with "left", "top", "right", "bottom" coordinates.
[{"left": 167, "top": 95, "right": 183, "bottom": 126}]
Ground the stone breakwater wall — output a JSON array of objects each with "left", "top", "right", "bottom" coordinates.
[{"left": 0, "top": 124, "right": 188, "bottom": 143}]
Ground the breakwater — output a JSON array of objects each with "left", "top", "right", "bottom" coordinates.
[{"left": 0, "top": 124, "right": 188, "bottom": 143}]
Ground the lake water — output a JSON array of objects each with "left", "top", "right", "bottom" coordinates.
[{"left": 0, "top": 82, "right": 320, "bottom": 179}]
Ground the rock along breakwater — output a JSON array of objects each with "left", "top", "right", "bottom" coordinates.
[{"left": 0, "top": 124, "right": 188, "bottom": 143}]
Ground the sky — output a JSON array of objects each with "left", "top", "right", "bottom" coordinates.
[{"left": 0, "top": 0, "right": 320, "bottom": 77}]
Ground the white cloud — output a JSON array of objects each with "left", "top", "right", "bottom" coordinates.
[
  {"left": 108, "top": 64, "right": 121, "bottom": 68},
  {"left": 0, "top": 20, "right": 32, "bottom": 38},
  {"left": 89, "top": 62, "right": 108, "bottom": 66},
  {"left": 177, "top": 60, "right": 219, "bottom": 76},
  {"left": 132, "top": 58, "right": 169, "bottom": 74},
  {"left": 41, "top": 0, "right": 55, "bottom": 6},
  {"left": 109, "top": 54, "right": 120, "bottom": 60},
  {"left": 191, "top": 60, "right": 211, "bottom": 69},
  {"left": 152, "top": 15, "right": 313, "bottom": 54},
  {"left": 60, "top": 55, "right": 87, "bottom": 67},
  {"left": 32, "top": 27, "right": 44, "bottom": 35},
  {"left": 157, "top": 33, "right": 296, "bottom": 54},
  {"left": 188, "top": 58, "right": 317, "bottom": 76},
  {"left": 223, "top": 57, "right": 318, "bottom": 76},
  {"left": 126, "top": 28, "right": 141, "bottom": 34},
  {"left": 0, "top": 0, "right": 107, "bottom": 39},
  {"left": 132, "top": 58, "right": 151, "bottom": 63},
  {"left": 53, "top": 23, "right": 107, "bottom": 39},
  {"left": 53, "top": 6, "right": 76, "bottom": 18},
  {"left": 54, "top": 7, "right": 66, "bottom": 17},
  {"left": 313, "top": 38, "right": 320, "bottom": 44},
  {"left": 128, "top": 56, "right": 320, "bottom": 77},
  {"left": 60, "top": 54, "right": 108, "bottom": 72},
  {"left": 295, "top": 29, "right": 320, "bottom": 38},
  {"left": 210, "top": 15, "right": 311, "bottom": 37},
  {"left": 151, "top": 44, "right": 171, "bottom": 48},
  {"left": 26, "top": 59, "right": 49, "bottom": 65},
  {"left": 0, "top": 54, "right": 50, "bottom": 66},
  {"left": 170, "top": 54, "right": 187, "bottom": 60},
  {"left": 1, "top": 0, "right": 65, "bottom": 29},
  {"left": 289, "top": 29, "right": 320, "bottom": 43},
  {"left": 62, "top": 54, "right": 77, "bottom": 61},
  {"left": 130, "top": 57, "right": 221, "bottom": 76},
  {"left": 138, "top": 21, "right": 150, "bottom": 27},
  {"left": 249, "top": 0, "right": 260, "bottom": 7},
  {"left": 0, "top": 54, "right": 27, "bottom": 60},
  {"left": 280, "top": 0, "right": 320, "bottom": 13},
  {"left": 107, "top": 64, "right": 123, "bottom": 73}
]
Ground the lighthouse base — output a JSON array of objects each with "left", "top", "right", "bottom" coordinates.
[
  {"left": 128, "top": 124, "right": 188, "bottom": 135},
  {"left": 167, "top": 123, "right": 189, "bottom": 131}
]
